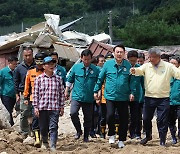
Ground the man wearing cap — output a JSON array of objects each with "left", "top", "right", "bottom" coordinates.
[
  {"left": 14, "top": 47, "right": 35, "bottom": 137},
  {"left": 33, "top": 56, "right": 65, "bottom": 152},
  {"left": 23, "top": 52, "right": 46, "bottom": 147},
  {"left": 130, "top": 48, "right": 180, "bottom": 146},
  {"left": 105, "top": 53, "right": 114, "bottom": 60},
  {"left": 65, "top": 49, "right": 99, "bottom": 142}
]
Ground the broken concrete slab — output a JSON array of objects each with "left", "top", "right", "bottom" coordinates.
[{"left": 53, "top": 42, "right": 80, "bottom": 62}]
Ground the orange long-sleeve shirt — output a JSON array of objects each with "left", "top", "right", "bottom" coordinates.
[
  {"left": 23, "top": 68, "right": 43, "bottom": 101},
  {"left": 101, "top": 83, "right": 106, "bottom": 104}
]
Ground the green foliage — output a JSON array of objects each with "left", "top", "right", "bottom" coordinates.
[
  {"left": 0, "top": 0, "right": 179, "bottom": 49},
  {"left": 114, "top": 0, "right": 180, "bottom": 49},
  {"left": 117, "top": 19, "right": 180, "bottom": 49},
  {"left": 0, "top": 0, "right": 139, "bottom": 26},
  {"left": 136, "top": 0, "right": 162, "bottom": 13},
  {"left": 0, "top": 0, "right": 89, "bottom": 26},
  {"left": 148, "top": 1, "right": 180, "bottom": 24}
]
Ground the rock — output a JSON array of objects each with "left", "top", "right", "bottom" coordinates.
[
  {"left": 0, "top": 141, "right": 8, "bottom": 150},
  {"left": 0, "top": 100, "right": 11, "bottom": 129},
  {"left": 23, "top": 136, "right": 34, "bottom": 145},
  {"left": 0, "top": 152, "right": 8, "bottom": 154},
  {"left": 0, "top": 138, "right": 8, "bottom": 143},
  {"left": 8, "top": 131, "right": 23, "bottom": 143}
]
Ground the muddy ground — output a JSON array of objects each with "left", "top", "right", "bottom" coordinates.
[{"left": 0, "top": 105, "right": 179, "bottom": 154}]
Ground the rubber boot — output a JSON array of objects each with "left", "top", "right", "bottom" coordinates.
[
  {"left": 100, "top": 126, "right": 106, "bottom": 139},
  {"left": 115, "top": 124, "right": 119, "bottom": 139},
  {"left": 34, "top": 130, "right": 41, "bottom": 148}
]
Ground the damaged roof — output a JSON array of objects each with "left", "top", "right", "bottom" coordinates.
[{"left": 0, "top": 14, "right": 112, "bottom": 63}]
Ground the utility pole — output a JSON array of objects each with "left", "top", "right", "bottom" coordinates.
[
  {"left": 108, "top": 11, "right": 113, "bottom": 44},
  {"left": 21, "top": 22, "right": 24, "bottom": 32},
  {"left": 132, "top": 0, "right": 135, "bottom": 15}
]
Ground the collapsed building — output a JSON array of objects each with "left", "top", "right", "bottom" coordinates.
[
  {"left": 0, "top": 14, "right": 112, "bottom": 70},
  {"left": 2, "top": 13, "right": 179, "bottom": 70}
]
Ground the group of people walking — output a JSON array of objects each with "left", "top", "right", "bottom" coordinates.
[
  {"left": 0, "top": 48, "right": 66, "bottom": 151},
  {"left": 0, "top": 44, "right": 180, "bottom": 151}
]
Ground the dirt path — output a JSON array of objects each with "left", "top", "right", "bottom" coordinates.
[{"left": 0, "top": 105, "right": 179, "bottom": 154}]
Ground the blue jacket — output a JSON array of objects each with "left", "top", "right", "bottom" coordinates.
[{"left": 14, "top": 61, "right": 35, "bottom": 94}]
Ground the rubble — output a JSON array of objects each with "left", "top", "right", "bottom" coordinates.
[
  {"left": 0, "top": 14, "right": 112, "bottom": 69},
  {"left": 0, "top": 13, "right": 177, "bottom": 70}
]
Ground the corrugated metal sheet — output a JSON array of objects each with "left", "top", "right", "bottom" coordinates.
[
  {"left": 88, "top": 39, "right": 113, "bottom": 57},
  {"left": 88, "top": 39, "right": 151, "bottom": 63}
]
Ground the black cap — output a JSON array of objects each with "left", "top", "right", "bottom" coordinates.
[
  {"left": 105, "top": 53, "right": 114, "bottom": 60},
  {"left": 35, "top": 52, "right": 46, "bottom": 64}
]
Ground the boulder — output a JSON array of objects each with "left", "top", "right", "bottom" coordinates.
[{"left": 0, "top": 100, "right": 11, "bottom": 129}]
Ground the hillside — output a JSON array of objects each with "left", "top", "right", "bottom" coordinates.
[{"left": 0, "top": 0, "right": 179, "bottom": 49}]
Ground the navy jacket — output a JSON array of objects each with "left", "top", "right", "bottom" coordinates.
[{"left": 14, "top": 61, "right": 35, "bottom": 94}]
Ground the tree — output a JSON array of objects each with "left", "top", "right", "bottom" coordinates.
[{"left": 116, "top": 19, "right": 180, "bottom": 49}]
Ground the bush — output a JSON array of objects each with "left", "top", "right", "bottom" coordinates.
[{"left": 116, "top": 19, "right": 180, "bottom": 49}]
